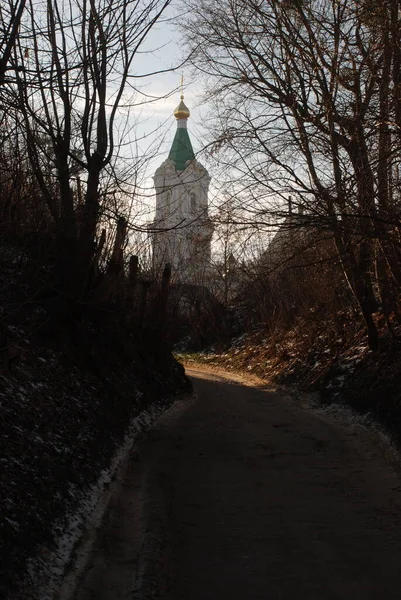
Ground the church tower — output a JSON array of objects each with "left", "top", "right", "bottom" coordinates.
[{"left": 151, "top": 94, "right": 213, "bottom": 283}]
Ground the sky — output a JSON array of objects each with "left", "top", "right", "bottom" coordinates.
[
  {"left": 124, "top": 2, "right": 212, "bottom": 217},
  {"left": 119, "top": 1, "right": 272, "bottom": 262},
  {"left": 111, "top": 1, "right": 229, "bottom": 261}
]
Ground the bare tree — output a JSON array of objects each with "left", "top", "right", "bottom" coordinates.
[
  {"left": 0, "top": 0, "right": 26, "bottom": 85},
  {"left": 182, "top": 0, "right": 401, "bottom": 349},
  {"left": 8, "top": 0, "right": 172, "bottom": 304}
]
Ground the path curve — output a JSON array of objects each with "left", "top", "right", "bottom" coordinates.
[{"left": 75, "top": 366, "right": 401, "bottom": 600}]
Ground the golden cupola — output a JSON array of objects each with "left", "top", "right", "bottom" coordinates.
[{"left": 174, "top": 95, "right": 190, "bottom": 120}]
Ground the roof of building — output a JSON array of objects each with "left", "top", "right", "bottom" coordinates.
[
  {"left": 168, "top": 127, "right": 195, "bottom": 172},
  {"left": 168, "top": 94, "right": 195, "bottom": 171}
]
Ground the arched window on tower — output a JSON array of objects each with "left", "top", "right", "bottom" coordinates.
[
  {"left": 190, "top": 192, "right": 197, "bottom": 214},
  {"left": 164, "top": 190, "right": 172, "bottom": 215}
]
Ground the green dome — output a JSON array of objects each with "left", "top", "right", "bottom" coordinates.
[{"left": 168, "top": 126, "right": 195, "bottom": 171}]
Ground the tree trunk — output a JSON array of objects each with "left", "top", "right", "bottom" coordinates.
[{"left": 334, "top": 234, "right": 379, "bottom": 350}]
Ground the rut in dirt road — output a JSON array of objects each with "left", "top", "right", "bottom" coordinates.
[{"left": 76, "top": 367, "right": 401, "bottom": 600}]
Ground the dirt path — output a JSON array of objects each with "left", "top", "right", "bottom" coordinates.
[{"left": 74, "top": 367, "right": 401, "bottom": 599}]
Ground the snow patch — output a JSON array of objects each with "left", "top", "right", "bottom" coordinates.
[{"left": 11, "top": 398, "right": 166, "bottom": 600}]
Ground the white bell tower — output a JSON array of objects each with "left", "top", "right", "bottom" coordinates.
[{"left": 151, "top": 94, "right": 213, "bottom": 283}]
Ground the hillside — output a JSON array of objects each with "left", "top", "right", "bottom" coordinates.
[
  {"left": 0, "top": 239, "right": 191, "bottom": 598},
  {"left": 180, "top": 312, "right": 401, "bottom": 444}
]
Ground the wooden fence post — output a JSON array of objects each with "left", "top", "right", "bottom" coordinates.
[
  {"left": 107, "top": 216, "right": 127, "bottom": 275},
  {"left": 126, "top": 255, "right": 139, "bottom": 325},
  {"left": 138, "top": 280, "right": 152, "bottom": 326},
  {"left": 155, "top": 263, "right": 171, "bottom": 346},
  {"left": 160, "top": 263, "right": 171, "bottom": 319},
  {"left": 94, "top": 217, "right": 127, "bottom": 304},
  {"left": 129, "top": 255, "right": 139, "bottom": 286},
  {"left": 93, "top": 228, "right": 106, "bottom": 277}
]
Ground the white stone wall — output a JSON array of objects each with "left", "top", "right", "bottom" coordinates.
[{"left": 151, "top": 158, "right": 213, "bottom": 282}]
